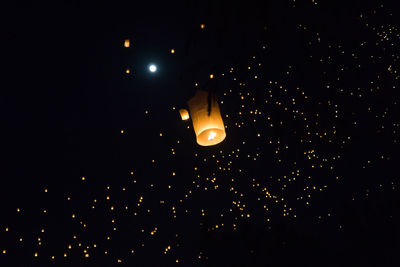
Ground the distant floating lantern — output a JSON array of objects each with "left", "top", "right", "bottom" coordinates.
[
  {"left": 124, "top": 39, "right": 130, "bottom": 48},
  {"left": 179, "top": 109, "right": 189, "bottom": 120},
  {"left": 187, "top": 90, "right": 226, "bottom": 146}
]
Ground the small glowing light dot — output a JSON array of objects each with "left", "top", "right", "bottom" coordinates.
[
  {"left": 124, "top": 39, "right": 130, "bottom": 48},
  {"left": 171, "top": 49, "right": 175, "bottom": 54},
  {"left": 200, "top": 24, "right": 205, "bottom": 29}
]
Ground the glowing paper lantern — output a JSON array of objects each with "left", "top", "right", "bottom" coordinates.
[
  {"left": 124, "top": 39, "right": 130, "bottom": 47},
  {"left": 179, "top": 109, "right": 190, "bottom": 120},
  {"left": 187, "top": 90, "right": 226, "bottom": 146}
]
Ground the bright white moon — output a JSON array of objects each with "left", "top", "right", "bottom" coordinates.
[{"left": 149, "top": 64, "right": 157, "bottom": 72}]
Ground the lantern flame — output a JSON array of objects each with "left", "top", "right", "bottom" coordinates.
[{"left": 208, "top": 131, "right": 217, "bottom": 140}]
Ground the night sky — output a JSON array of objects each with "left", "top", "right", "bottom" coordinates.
[{"left": 2, "top": 0, "right": 400, "bottom": 266}]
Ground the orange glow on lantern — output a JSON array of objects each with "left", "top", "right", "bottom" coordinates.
[
  {"left": 187, "top": 90, "right": 226, "bottom": 146},
  {"left": 179, "top": 109, "right": 190, "bottom": 120}
]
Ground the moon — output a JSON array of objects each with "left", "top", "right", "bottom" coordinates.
[{"left": 149, "top": 64, "right": 157, "bottom": 72}]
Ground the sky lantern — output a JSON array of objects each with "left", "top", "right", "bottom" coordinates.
[
  {"left": 124, "top": 39, "right": 130, "bottom": 47},
  {"left": 187, "top": 90, "right": 226, "bottom": 146},
  {"left": 179, "top": 109, "right": 190, "bottom": 120}
]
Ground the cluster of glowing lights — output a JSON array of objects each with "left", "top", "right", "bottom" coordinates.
[{"left": 0, "top": 3, "right": 398, "bottom": 266}]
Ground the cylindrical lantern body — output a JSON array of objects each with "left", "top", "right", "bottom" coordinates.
[
  {"left": 124, "top": 39, "right": 130, "bottom": 47},
  {"left": 187, "top": 90, "right": 226, "bottom": 146},
  {"left": 179, "top": 109, "right": 190, "bottom": 120}
]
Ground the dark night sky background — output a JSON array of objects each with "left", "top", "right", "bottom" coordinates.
[{"left": 2, "top": 0, "right": 400, "bottom": 266}]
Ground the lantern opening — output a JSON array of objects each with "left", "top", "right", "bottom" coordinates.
[{"left": 197, "top": 128, "right": 225, "bottom": 146}]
